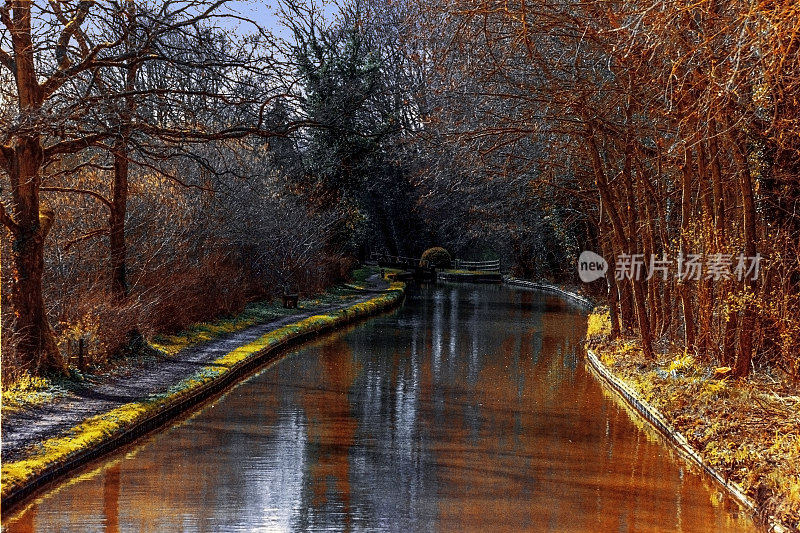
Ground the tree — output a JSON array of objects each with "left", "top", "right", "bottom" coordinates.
[{"left": 0, "top": 0, "right": 301, "bottom": 374}]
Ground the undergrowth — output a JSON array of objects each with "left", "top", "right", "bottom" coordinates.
[
  {"left": 586, "top": 308, "right": 800, "bottom": 530},
  {"left": 1, "top": 282, "right": 405, "bottom": 499},
  {"left": 3, "top": 271, "right": 386, "bottom": 419}
]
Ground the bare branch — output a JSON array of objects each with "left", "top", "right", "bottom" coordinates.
[
  {"left": 42, "top": 133, "right": 113, "bottom": 159},
  {"left": 0, "top": 199, "right": 19, "bottom": 233},
  {"left": 53, "top": 0, "right": 93, "bottom": 71},
  {"left": 0, "top": 48, "right": 12, "bottom": 71},
  {"left": 40, "top": 186, "right": 113, "bottom": 211},
  {"left": 49, "top": 0, "right": 91, "bottom": 55},
  {"left": 0, "top": 1, "right": 12, "bottom": 32},
  {"left": 40, "top": 38, "right": 126, "bottom": 99},
  {"left": 63, "top": 227, "right": 108, "bottom": 251}
]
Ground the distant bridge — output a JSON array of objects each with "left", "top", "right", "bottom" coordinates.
[{"left": 451, "top": 259, "right": 501, "bottom": 273}]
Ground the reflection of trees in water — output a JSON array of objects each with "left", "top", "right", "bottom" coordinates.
[
  {"left": 102, "top": 464, "right": 120, "bottom": 533},
  {"left": 299, "top": 337, "right": 357, "bottom": 530},
  {"left": 345, "top": 311, "right": 437, "bottom": 530},
  {"left": 4, "top": 286, "right": 750, "bottom": 532}
]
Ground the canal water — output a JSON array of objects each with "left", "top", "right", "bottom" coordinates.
[{"left": 3, "top": 284, "right": 754, "bottom": 532}]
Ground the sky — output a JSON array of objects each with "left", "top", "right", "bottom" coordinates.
[{"left": 219, "top": 1, "right": 338, "bottom": 39}]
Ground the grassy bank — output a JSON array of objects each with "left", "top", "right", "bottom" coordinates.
[
  {"left": 586, "top": 308, "right": 800, "bottom": 531},
  {"left": 1, "top": 278, "right": 404, "bottom": 503},
  {"left": 2, "top": 269, "right": 382, "bottom": 416}
]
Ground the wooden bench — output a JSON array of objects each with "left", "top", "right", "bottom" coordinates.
[
  {"left": 282, "top": 291, "right": 299, "bottom": 309},
  {"left": 282, "top": 284, "right": 300, "bottom": 309}
]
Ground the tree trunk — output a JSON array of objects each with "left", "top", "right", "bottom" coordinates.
[
  {"left": 637, "top": 165, "right": 661, "bottom": 337},
  {"left": 5, "top": 6, "right": 65, "bottom": 374},
  {"left": 600, "top": 216, "right": 621, "bottom": 338},
  {"left": 7, "top": 137, "right": 65, "bottom": 374},
  {"left": 585, "top": 120, "right": 652, "bottom": 357},
  {"left": 109, "top": 44, "right": 138, "bottom": 300},
  {"left": 679, "top": 150, "right": 696, "bottom": 353},
  {"left": 620, "top": 105, "right": 653, "bottom": 360},
  {"left": 708, "top": 119, "right": 726, "bottom": 246},
  {"left": 696, "top": 140, "right": 714, "bottom": 361},
  {"left": 110, "top": 142, "right": 129, "bottom": 299},
  {"left": 729, "top": 130, "right": 758, "bottom": 377}
]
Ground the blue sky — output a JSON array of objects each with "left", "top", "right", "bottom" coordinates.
[
  {"left": 221, "top": 1, "right": 282, "bottom": 33},
  {"left": 220, "top": 1, "right": 338, "bottom": 38}
]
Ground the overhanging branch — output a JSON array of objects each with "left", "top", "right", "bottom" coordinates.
[
  {"left": 0, "top": 200, "right": 19, "bottom": 234},
  {"left": 40, "top": 186, "right": 113, "bottom": 211},
  {"left": 0, "top": 48, "right": 13, "bottom": 71}
]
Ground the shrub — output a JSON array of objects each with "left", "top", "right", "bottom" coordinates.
[
  {"left": 586, "top": 307, "right": 611, "bottom": 339},
  {"left": 421, "top": 247, "right": 451, "bottom": 268}
]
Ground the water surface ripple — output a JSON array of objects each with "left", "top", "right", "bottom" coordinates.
[{"left": 3, "top": 284, "right": 754, "bottom": 532}]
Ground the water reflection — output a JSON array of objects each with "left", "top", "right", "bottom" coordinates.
[{"left": 3, "top": 284, "right": 753, "bottom": 532}]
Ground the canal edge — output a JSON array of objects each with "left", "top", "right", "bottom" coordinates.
[
  {"left": 502, "top": 277, "right": 594, "bottom": 310},
  {"left": 583, "top": 349, "right": 788, "bottom": 532},
  {"left": 503, "top": 277, "right": 784, "bottom": 532},
  {"left": 0, "top": 282, "right": 406, "bottom": 514}
]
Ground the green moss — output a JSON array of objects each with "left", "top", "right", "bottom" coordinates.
[
  {"left": 1, "top": 281, "right": 405, "bottom": 500},
  {"left": 151, "top": 274, "right": 391, "bottom": 357},
  {"left": 150, "top": 300, "right": 297, "bottom": 357},
  {"left": 1, "top": 375, "right": 74, "bottom": 417},
  {"left": 2, "top": 399, "right": 157, "bottom": 496},
  {"left": 351, "top": 266, "right": 379, "bottom": 282}
]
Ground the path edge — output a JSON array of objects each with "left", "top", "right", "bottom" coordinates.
[{"left": 1, "top": 282, "right": 405, "bottom": 513}]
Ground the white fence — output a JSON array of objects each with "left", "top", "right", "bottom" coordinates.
[{"left": 452, "top": 259, "right": 501, "bottom": 272}]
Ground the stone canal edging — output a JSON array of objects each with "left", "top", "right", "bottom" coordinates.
[
  {"left": 502, "top": 277, "right": 594, "bottom": 310},
  {"left": 0, "top": 282, "right": 405, "bottom": 512},
  {"left": 503, "top": 277, "right": 784, "bottom": 532},
  {"left": 584, "top": 350, "right": 767, "bottom": 523}
]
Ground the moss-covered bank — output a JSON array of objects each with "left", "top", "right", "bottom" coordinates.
[
  {"left": 587, "top": 308, "right": 798, "bottom": 532},
  {"left": 1, "top": 272, "right": 383, "bottom": 416},
  {"left": 1, "top": 281, "right": 405, "bottom": 510}
]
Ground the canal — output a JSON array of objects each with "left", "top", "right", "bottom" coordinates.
[{"left": 3, "top": 284, "right": 754, "bottom": 532}]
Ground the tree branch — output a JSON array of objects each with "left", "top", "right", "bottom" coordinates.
[
  {"left": 40, "top": 186, "right": 113, "bottom": 211},
  {"left": 53, "top": 0, "right": 93, "bottom": 71},
  {"left": 64, "top": 227, "right": 108, "bottom": 251},
  {"left": 0, "top": 200, "right": 19, "bottom": 234},
  {"left": 42, "top": 132, "right": 113, "bottom": 159},
  {"left": 0, "top": 48, "right": 13, "bottom": 71},
  {"left": 0, "top": 1, "right": 13, "bottom": 72},
  {"left": 40, "top": 39, "right": 122, "bottom": 99},
  {"left": 0, "top": 1, "right": 12, "bottom": 32}
]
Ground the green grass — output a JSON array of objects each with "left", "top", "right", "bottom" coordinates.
[
  {"left": 0, "top": 281, "right": 406, "bottom": 500},
  {"left": 3, "top": 271, "right": 384, "bottom": 416},
  {"left": 351, "top": 265, "right": 379, "bottom": 283},
  {"left": 151, "top": 275, "right": 381, "bottom": 357},
  {"left": 151, "top": 300, "right": 298, "bottom": 357}
]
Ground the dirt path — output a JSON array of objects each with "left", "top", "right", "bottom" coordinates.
[{"left": 1, "top": 276, "right": 389, "bottom": 463}]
